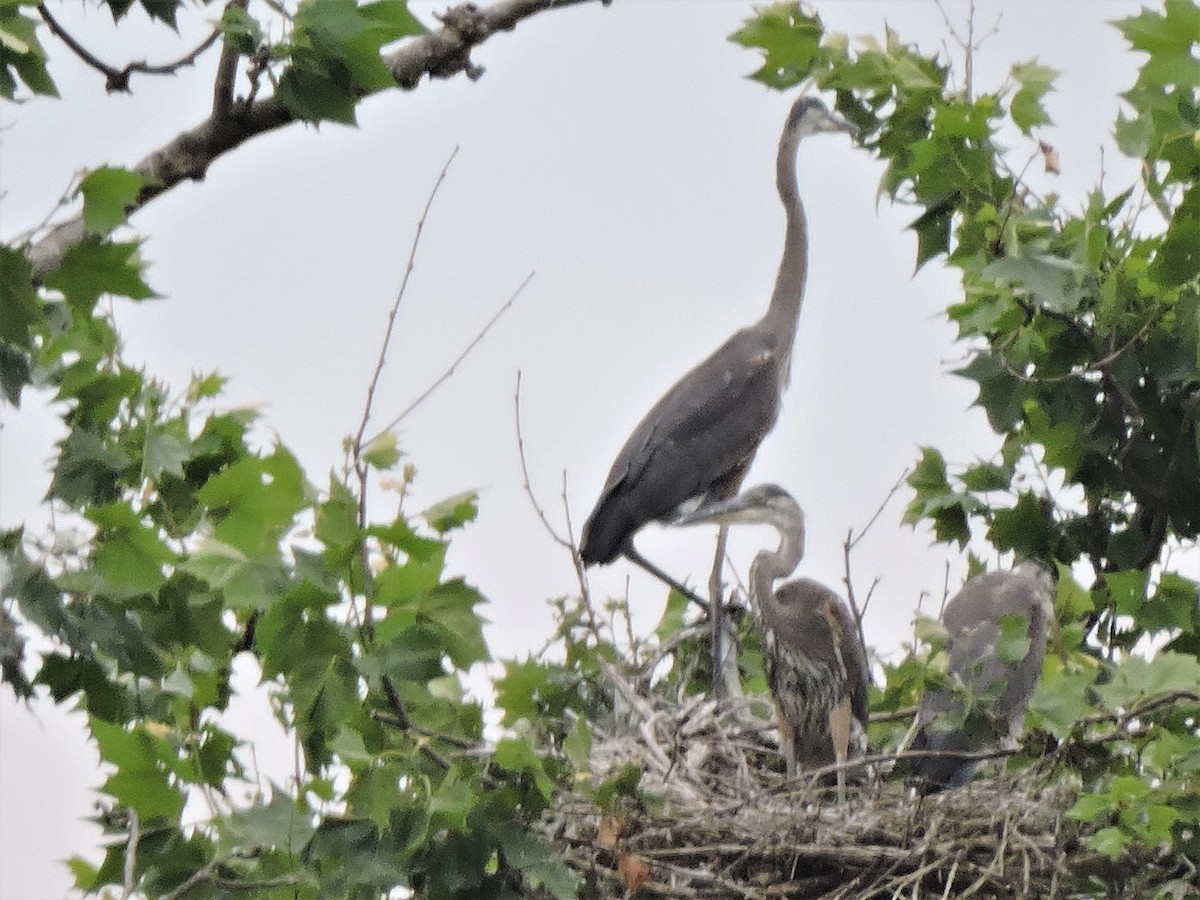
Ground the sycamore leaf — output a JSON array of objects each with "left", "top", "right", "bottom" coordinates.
[
  {"left": 499, "top": 831, "right": 583, "bottom": 900},
  {"left": 43, "top": 239, "right": 156, "bottom": 312},
  {"left": 142, "top": 426, "right": 191, "bottom": 481},
  {"left": 220, "top": 786, "right": 315, "bottom": 851},
  {"left": 0, "top": 246, "right": 40, "bottom": 350},
  {"left": 79, "top": 167, "right": 150, "bottom": 236},
  {"left": 493, "top": 735, "right": 555, "bottom": 802},
  {"left": 361, "top": 430, "right": 401, "bottom": 470},
  {"left": 1010, "top": 61, "right": 1057, "bottom": 134},
  {"left": 729, "top": 2, "right": 823, "bottom": 89},
  {"left": 423, "top": 490, "right": 478, "bottom": 534},
  {"left": 1095, "top": 652, "right": 1200, "bottom": 711},
  {"left": 563, "top": 716, "right": 592, "bottom": 776},
  {"left": 0, "top": 7, "right": 58, "bottom": 99}
]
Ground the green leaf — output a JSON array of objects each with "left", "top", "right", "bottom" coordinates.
[
  {"left": 988, "top": 492, "right": 1058, "bottom": 559},
  {"left": 423, "top": 490, "right": 478, "bottom": 533},
  {"left": 959, "top": 460, "right": 1011, "bottom": 492},
  {"left": 1067, "top": 791, "right": 1112, "bottom": 822},
  {"left": 221, "top": 786, "right": 316, "bottom": 851},
  {"left": 0, "top": 245, "right": 40, "bottom": 349},
  {"left": 1117, "top": 1, "right": 1200, "bottom": 55},
  {"left": 43, "top": 239, "right": 155, "bottom": 312},
  {"left": 1106, "top": 569, "right": 1149, "bottom": 616},
  {"left": 983, "top": 254, "right": 1088, "bottom": 314},
  {"left": 1088, "top": 825, "right": 1128, "bottom": 859},
  {"left": 498, "top": 830, "right": 582, "bottom": 900},
  {"left": 493, "top": 735, "right": 555, "bottom": 802},
  {"left": 50, "top": 429, "right": 132, "bottom": 506},
  {"left": 79, "top": 167, "right": 150, "bottom": 236},
  {"left": 1029, "top": 666, "right": 1093, "bottom": 740},
  {"left": 0, "top": 6, "right": 57, "bottom": 98},
  {"left": 91, "top": 718, "right": 185, "bottom": 820},
  {"left": 910, "top": 198, "right": 954, "bottom": 269},
  {"left": 729, "top": 2, "right": 823, "bottom": 89},
  {"left": 87, "top": 501, "right": 177, "bottom": 595},
  {"left": 563, "top": 715, "right": 592, "bottom": 775},
  {"left": 0, "top": 341, "right": 32, "bottom": 406},
  {"left": 1095, "top": 653, "right": 1200, "bottom": 711},
  {"left": 654, "top": 587, "right": 689, "bottom": 643},
  {"left": 180, "top": 539, "right": 288, "bottom": 611},
  {"left": 197, "top": 447, "right": 309, "bottom": 556},
  {"left": 219, "top": 3, "right": 263, "bottom": 55},
  {"left": 420, "top": 579, "right": 489, "bottom": 667},
  {"left": 361, "top": 430, "right": 401, "bottom": 470},
  {"left": 142, "top": 426, "right": 191, "bottom": 481},
  {"left": 1009, "top": 61, "right": 1057, "bottom": 134}
]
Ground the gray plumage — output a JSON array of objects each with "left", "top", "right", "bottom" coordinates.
[
  {"left": 910, "top": 561, "right": 1054, "bottom": 794},
  {"left": 579, "top": 97, "right": 855, "bottom": 566},
  {"left": 676, "top": 484, "right": 871, "bottom": 800}
]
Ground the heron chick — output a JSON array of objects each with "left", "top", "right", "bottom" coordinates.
[
  {"left": 676, "top": 484, "right": 871, "bottom": 802},
  {"left": 910, "top": 561, "right": 1054, "bottom": 794}
]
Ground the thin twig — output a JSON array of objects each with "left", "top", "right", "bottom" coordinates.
[
  {"left": 38, "top": 3, "right": 222, "bottom": 94},
  {"left": 213, "top": 0, "right": 250, "bottom": 120},
  {"left": 354, "top": 147, "right": 459, "bottom": 457},
  {"left": 513, "top": 371, "right": 573, "bottom": 552},
  {"left": 842, "top": 467, "right": 909, "bottom": 660},
  {"left": 368, "top": 270, "right": 533, "bottom": 444}
]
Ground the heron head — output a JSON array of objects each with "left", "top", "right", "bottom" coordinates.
[
  {"left": 786, "top": 96, "right": 857, "bottom": 140},
  {"left": 675, "top": 483, "right": 805, "bottom": 534}
]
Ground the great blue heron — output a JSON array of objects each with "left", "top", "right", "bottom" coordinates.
[
  {"left": 579, "top": 96, "right": 855, "bottom": 696},
  {"left": 909, "top": 561, "right": 1054, "bottom": 794},
  {"left": 676, "top": 484, "right": 871, "bottom": 802}
]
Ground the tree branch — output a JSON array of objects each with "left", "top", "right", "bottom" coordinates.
[
  {"left": 212, "top": 0, "right": 250, "bottom": 121},
  {"left": 25, "top": 0, "right": 603, "bottom": 279},
  {"left": 38, "top": 2, "right": 223, "bottom": 94}
]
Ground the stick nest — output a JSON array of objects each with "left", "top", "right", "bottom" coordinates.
[{"left": 540, "top": 667, "right": 1191, "bottom": 899}]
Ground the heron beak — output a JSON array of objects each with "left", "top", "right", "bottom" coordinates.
[
  {"left": 674, "top": 495, "right": 758, "bottom": 528},
  {"left": 822, "top": 113, "right": 858, "bottom": 137}
]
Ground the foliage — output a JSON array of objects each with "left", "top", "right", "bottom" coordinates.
[
  {"left": 5, "top": 0, "right": 1200, "bottom": 895},
  {"left": 736, "top": 0, "right": 1200, "bottom": 885},
  {"left": 0, "top": 1, "right": 588, "bottom": 894}
]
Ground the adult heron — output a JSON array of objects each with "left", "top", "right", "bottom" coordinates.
[
  {"left": 676, "top": 484, "right": 871, "bottom": 802},
  {"left": 579, "top": 96, "right": 855, "bottom": 696},
  {"left": 909, "top": 561, "right": 1054, "bottom": 794}
]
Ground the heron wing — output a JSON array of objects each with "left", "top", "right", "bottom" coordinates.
[{"left": 581, "top": 327, "right": 782, "bottom": 563}]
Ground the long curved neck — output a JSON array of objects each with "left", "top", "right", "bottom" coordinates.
[
  {"left": 761, "top": 123, "right": 810, "bottom": 377},
  {"left": 749, "top": 521, "right": 804, "bottom": 616}
]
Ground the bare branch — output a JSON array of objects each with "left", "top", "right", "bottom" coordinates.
[
  {"left": 213, "top": 0, "right": 250, "bottom": 121},
  {"left": 353, "top": 147, "right": 459, "bottom": 458},
  {"left": 514, "top": 371, "right": 573, "bottom": 552},
  {"left": 25, "top": 0, "right": 604, "bottom": 278},
  {"left": 38, "top": 3, "right": 223, "bottom": 94},
  {"left": 842, "top": 467, "right": 909, "bottom": 655},
  {"left": 370, "top": 269, "right": 532, "bottom": 442}
]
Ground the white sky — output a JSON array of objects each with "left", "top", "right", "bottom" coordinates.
[{"left": 0, "top": 0, "right": 1157, "bottom": 895}]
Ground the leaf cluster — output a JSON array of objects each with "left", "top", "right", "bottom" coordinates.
[{"left": 733, "top": 0, "right": 1200, "bottom": 876}]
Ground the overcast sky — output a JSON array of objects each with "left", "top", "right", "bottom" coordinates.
[{"left": 0, "top": 0, "right": 1158, "bottom": 894}]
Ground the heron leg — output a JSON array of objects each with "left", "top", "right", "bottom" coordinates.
[
  {"left": 707, "top": 525, "right": 742, "bottom": 700},
  {"left": 621, "top": 542, "right": 710, "bottom": 614},
  {"left": 829, "top": 699, "right": 852, "bottom": 806}
]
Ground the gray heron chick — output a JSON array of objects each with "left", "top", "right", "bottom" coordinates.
[
  {"left": 676, "top": 484, "right": 871, "bottom": 802},
  {"left": 579, "top": 96, "right": 855, "bottom": 696},
  {"left": 910, "top": 561, "right": 1054, "bottom": 794}
]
